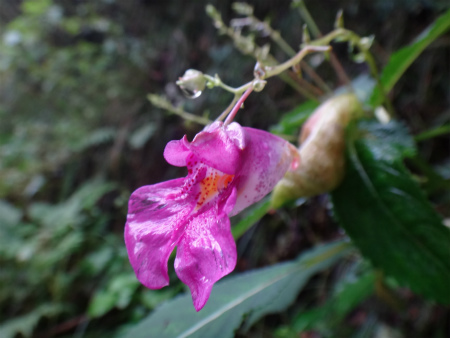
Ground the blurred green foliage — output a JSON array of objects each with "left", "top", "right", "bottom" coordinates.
[{"left": 0, "top": 0, "right": 152, "bottom": 198}]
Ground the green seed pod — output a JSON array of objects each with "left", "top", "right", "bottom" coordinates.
[{"left": 271, "top": 93, "right": 363, "bottom": 208}]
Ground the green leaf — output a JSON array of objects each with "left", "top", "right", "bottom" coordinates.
[
  {"left": 414, "top": 123, "right": 450, "bottom": 142},
  {"left": 87, "top": 290, "right": 118, "bottom": 319},
  {"left": 122, "top": 240, "right": 353, "bottom": 338},
  {"left": 331, "top": 120, "right": 450, "bottom": 304},
  {"left": 0, "top": 304, "right": 63, "bottom": 338},
  {"left": 270, "top": 100, "right": 319, "bottom": 135},
  {"left": 88, "top": 274, "right": 140, "bottom": 318},
  {"left": 140, "top": 288, "right": 181, "bottom": 310},
  {"left": 293, "top": 270, "right": 375, "bottom": 333},
  {"left": 128, "top": 123, "right": 157, "bottom": 149},
  {"left": 0, "top": 199, "right": 22, "bottom": 227},
  {"left": 231, "top": 197, "right": 271, "bottom": 239},
  {"left": 29, "top": 179, "right": 116, "bottom": 229},
  {"left": 21, "top": 0, "right": 52, "bottom": 16},
  {"left": 370, "top": 9, "right": 450, "bottom": 107}
]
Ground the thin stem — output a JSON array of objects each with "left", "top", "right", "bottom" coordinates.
[
  {"left": 296, "top": 2, "right": 351, "bottom": 85},
  {"left": 264, "top": 45, "right": 331, "bottom": 78},
  {"left": 288, "top": 71, "right": 324, "bottom": 96},
  {"left": 202, "top": 46, "right": 330, "bottom": 104},
  {"left": 363, "top": 51, "right": 395, "bottom": 117},
  {"left": 216, "top": 95, "right": 239, "bottom": 121},
  {"left": 203, "top": 74, "right": 253, "bottom": 96},
  {"left": 258, "top": 17, "right": 331, "bottom": 94},
  {"left": 415, "top": 124, "right": 450, "bottom": 141},
  {"left": 224, "top": 87, "right": 254, "bottom": 126},
  {"left": 279, "top": 72, "right": 319, "bottom": 101},
  {"left": 207, "top": 5, "right": 327, "bottom": 99},
  {"left": 295, "top": 0, "right": 321, "bottom": 38},
  {"left": 147, "top": 94, "right": 211, "bottom": 125},
  {"left": 261, "top": 23, "right": 297, "bottom": 56},
  {"left": 300, "top": 61, "right": 332, "bottom": 93},
  {"left": 329, "top": 53, "right": 352, "bottom": 86},
  {"left": 309, "top": 28, "right": 395, "bottom": 115},
  {"left": 307, "top": 28, "right": 347, "bottom": 46}
]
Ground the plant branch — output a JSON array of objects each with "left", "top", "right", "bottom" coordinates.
[
  {"left": 264, "top": 46, "right": 331, "bottom": 78},
  {"left": 294, "top": 1, "right": 351, "bottom": 85},
  {"left": 308, "top": 28, "right": 395, "bottom": 117},
  {"left": 147, "top": 94, "right": 211, "bottom": 125}
]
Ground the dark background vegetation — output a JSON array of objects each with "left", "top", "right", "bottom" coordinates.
[{"left": 0, "top": 0, "right": 449, "bottom": 337}]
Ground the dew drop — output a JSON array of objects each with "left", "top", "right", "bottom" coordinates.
[
  {"left": 180, "top": 86, "right": 202, "bottom": 99},
  {"left": 253, "top": 62, "right": 266, "bottom": 78}
]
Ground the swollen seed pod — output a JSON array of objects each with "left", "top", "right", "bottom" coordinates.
[{"left": 271, "top": 93, "right": 363, "bottom": 208}]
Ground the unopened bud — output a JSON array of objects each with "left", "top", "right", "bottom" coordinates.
[
  {"left": 359, "top": 35, "right": 375, "bottom": 51},
  {"left": 302, "top": 24, "right": 311, "bottom": 44},
  {"left": 252, "top": 79, "right": 267, "bottom": 92},
  {"left": 232, "top": 2, "right": 254, "bottom": 16},
  {"left": 334, "top": 9, "right": 344, "bottom": 29},
  {"left": 206, "top": 4, "right": 221, "bottom": 21},
  {"left": 253, "top": 62, "right": 266, "bottom": 78},
  {"left": 271, "top": 93, "right": 363, "bottom": 208},
  {"left": 176, "top": 69, "right": 206, "bottom": 98}
]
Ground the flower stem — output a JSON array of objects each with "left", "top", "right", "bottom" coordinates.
[
  {"left": 295, "top": 0, "right": 321, "bottom": 39},
  {"left": 216, "top": 95, "right": 239, "bottom": 122},
  {"left": 295, "top": 1, "right": 351, "bottom": 85},
  {"left": 415, "top": 123, "right": 450, "bottom": 141},
  {"left": 363, "top": 51, "right": 395, "bottom": 117},
  {"left": 247, "top": 15, "right": 331, "bottom": 94},
  {"left": 224, "top": 87, "right": 254, "bottom": 126},
  {"left": 308, "top": 28, "right": 396, "bottom": 117},
  {"left": 264, "top": 45, "right": 331, "bottom": 78},
  {"left": 206, "top": 45, "right": 330, "bottom": 101},
  {"left": 300, "top": 61, "right": 332, "bottom": 93},
  {"left": 147, "top": 94, "right": 211, "bottom": 125}
]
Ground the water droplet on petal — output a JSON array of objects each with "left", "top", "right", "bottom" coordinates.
[
  {"left": 180, "top": 87, "right": 202, "bottom": 99},
  {"left": 253, "top": 62, "right": 266, "bottom": 78}
]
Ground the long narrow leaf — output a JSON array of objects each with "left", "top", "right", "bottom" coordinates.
[
  {"left": 370, "top": 9, "right": 450, "bottom": 107},
  {"left": 231, "top": 198, "right": 271, "bottom": 239},
  {"left": 123, "top": 240, "right": 353, "bottom": 338}
]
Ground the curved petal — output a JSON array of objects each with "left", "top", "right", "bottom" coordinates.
[
  {"left": 230, "top": 127, "right": 296, "bottom": 216},
  {"left": 174, "top": 205, "right": 237, "bottom": 311},
  {"left": 188, "top": 123, "right": 244, "bottom": 175},
  {"left": 125, "top": 178, "right": 193, "bottom": 289},
  {"left": 164, "top": 136, "right": 191, "bottom": 167}
]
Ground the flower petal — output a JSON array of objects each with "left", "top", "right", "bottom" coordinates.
[
  {"left": 174, "top": 192, "right": 237, "bottom": 311},
  {"left": 188, "top": 122, "right": 245, "bottom": 175},
  {"left": 125, "top": 178, "right": 193, "bottom": 289},
  {"left": 164, "top": 136, "right": 191, "bottom": 167},
  {"left": 231, "top": 127, "right": 296, "bottom": 215}
]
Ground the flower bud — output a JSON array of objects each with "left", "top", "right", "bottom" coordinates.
[
  {"left": 302, "top": 24, "right": 311, "bottom": 44},
  {"left": 334, "top": 9, "right": 344, "bottom": 29},
  {"left": 271, "top": 93, "right": 363, "bottom": 208},
  {"left": 176, "top": 69, "right": 206, "bottom": 98},
  {"left": 232, "top": 2, "right": 254, "bottom": 16}
]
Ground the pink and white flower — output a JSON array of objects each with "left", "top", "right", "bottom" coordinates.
[{"left": 125, "top": 121, "right": 296, "bottom": 311}]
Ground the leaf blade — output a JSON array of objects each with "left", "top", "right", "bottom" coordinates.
[
  {"left": 331, "top": 121, "right": 450, "bottom": 303},
  {"left": 123, "top": 240, "right": 353, "bottom": 338},
  {"left": 370, "top": 9, "right": 450, "bottom": 107}
]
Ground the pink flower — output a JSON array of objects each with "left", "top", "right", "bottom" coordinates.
[{"left": 125, "top": 121, "right": 295, "bottom": 311}]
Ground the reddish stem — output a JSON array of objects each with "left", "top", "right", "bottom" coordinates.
[{"left": 224, "top": 87, "right": 254, "bottom": 126}]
